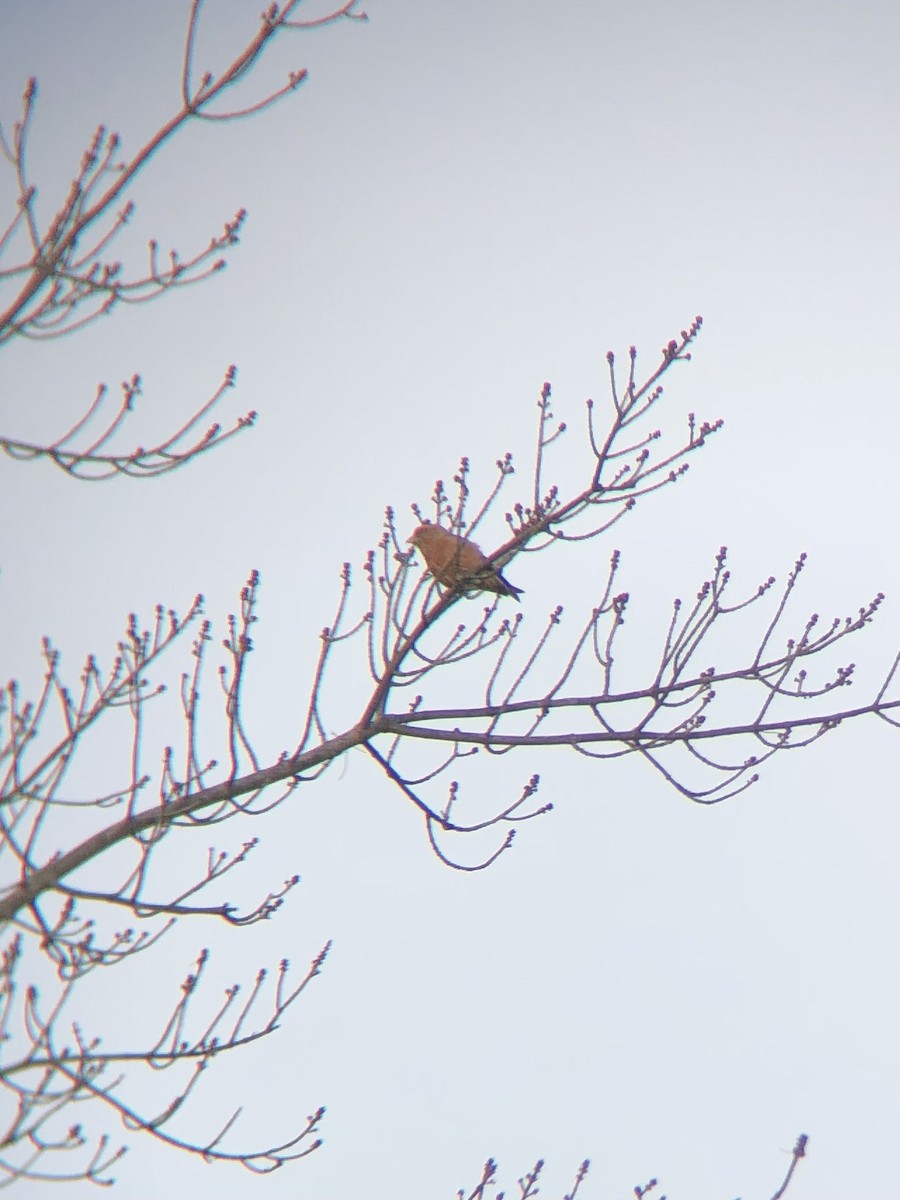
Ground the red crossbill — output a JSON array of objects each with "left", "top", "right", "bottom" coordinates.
[{"left": 407, "top": 523, "right": 523, "bottom": 602}]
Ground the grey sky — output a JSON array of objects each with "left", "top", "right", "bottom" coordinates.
[{"left": 0, "top": 1, "right": 897, "bottom": 1197}]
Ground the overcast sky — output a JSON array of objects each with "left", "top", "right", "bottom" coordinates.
[{"left": 1, "top": 2, "right": 898, "bottom": 1198}]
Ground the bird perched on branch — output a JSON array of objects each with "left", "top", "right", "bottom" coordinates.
[{"left": 407, "top": 522, "right": 523, "bottom": 602}]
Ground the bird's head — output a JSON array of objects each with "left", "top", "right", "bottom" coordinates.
[{"left": 407, "top": 523, "right": 434, "bottom": 548}]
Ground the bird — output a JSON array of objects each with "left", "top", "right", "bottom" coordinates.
[{"left": 407, "top": 522, "right": 523, "bottom": 602}]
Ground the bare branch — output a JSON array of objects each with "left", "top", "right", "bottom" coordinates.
[
  {"left": 1, "top": 315, "right": 892, "bottom": 1187},
  {"left": 0, "top": 2, "right": 365, "bottom": 480},
  {"left": 769, "top": 1133, "right": 809, "bottom": 1200}
]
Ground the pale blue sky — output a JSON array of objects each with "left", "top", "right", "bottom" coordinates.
[{"left": 1, "top": 2, "right": 897, "bottom": 1198}]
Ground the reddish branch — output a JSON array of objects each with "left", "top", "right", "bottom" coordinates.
[
  {"left": 457, "top": 1137, "right": 807, "bottom": 1200},
  {"left": 2, "top": 317, "right": 895, "bottom": 1185},
  {"left": 0, "top": 1, "right": 367, "bottom": 1185},
  {"left": 0, "top": 0, "right": 366, "bottom": 479}
]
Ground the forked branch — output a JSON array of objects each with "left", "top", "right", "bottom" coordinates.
[
  {"left": 0, "top": 1, "right": 366, "bottom": 479},
  {"left": 1, "top": 321, "right": 893, "bottom": 1185}
]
